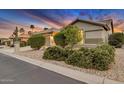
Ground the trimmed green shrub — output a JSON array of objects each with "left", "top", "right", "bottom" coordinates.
[
  {"left": 65, "top": 51, "right": 93, "bottom": 69},
  {"left": 79, "top": 47, "right": 91, "bottom": 56},
  {"left": 90, "top": 44, "right": 115, "bottom": 71},
  {"left": 28, "top": 34, "right": 45, "bottom": 50},
  {"left": 92, "top": 48, "right": 112, "bottom": 71},
  {"left": 54, "top": 32, "right": 67, "bottom": 48},
  {"left": 43, "top": 46, "right": 65, "bottom": 61},
  {"left": 109, "top": 33, "right": 124, "bottom": 48},
  {"left": 63, "top": 48, "right": 75, "bottom": 60},
  {"left": 96, "top": 44, "right": 115, "bottom": 62},
  {"left": 42, "top": 44, "right": 115, "bottom": 71}
]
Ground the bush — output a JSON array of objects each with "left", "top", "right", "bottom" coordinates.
[
  {"left": 96, "top": 44, "right": 115, "bottom": 62},
  {"left": 54, "top": 32, "right": 67, "bottom": 48},
  {"left": 42, "top": 44, "right": 115, "bottom": 71},
  {"left": 79, "top": 47, "right": 91, "bottom": 56},
  {"left": 28, "top": 34, "right": 45, "bottom": 50},
  {"left": 92, "top": 48, "right": 112, "bottom": 71},
  {"left": 91, "top": 44, "right": 115, "bottom": 71},
  {"left": 62, "top": 25, "right": 83, "bottom": 48},
  {"left": 43, "top": 46, "right": 65, "bottom": 61},
  {"left": 109, "top": 33, "right": 124, "bottom": 48},
  {"left": 63, "top": 48, "right": 75, "bottom": 60},
  {"left": 65, "top": 51, "right": 93, "bottom": 69}
]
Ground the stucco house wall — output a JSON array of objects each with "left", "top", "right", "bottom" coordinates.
[{"left": 72, "top": 21, "right": 107, "bottom": 44}]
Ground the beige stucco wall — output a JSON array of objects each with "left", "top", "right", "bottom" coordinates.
[
  {"left": 85, "top": 30, "right": 105, "bottom": 44},
  {"left": 72, "top": 21, "right": 107, "bottom": 44},
  {"left": 85, "top": 31, "right": 103, "bottom": 39}
]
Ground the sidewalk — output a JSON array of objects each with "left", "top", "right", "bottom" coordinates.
[
  {"left": 0, "top": 48, "right": 123, "bottom": 84},
  {"left": 0, "top": 46, "right": 32, "bottom": 53}
]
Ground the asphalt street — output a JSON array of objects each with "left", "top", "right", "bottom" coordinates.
[{"left": 0, "top": 53, "right": 85, "bottom": 84}]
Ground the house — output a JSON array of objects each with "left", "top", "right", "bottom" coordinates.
[
  {"left": 32, "top": 19, "right": 113, "bottom": 48},
  {"left": 0, "top": 38, "right": 10, "bottom": 46},
  {"left": 8, "top": 19, "right": 113, "bottom": 48},
  {"left": 69, "top": 19, "right": 114, "bottom": 45},
  {"left": 32, "top": 28, "right": 58, "bottom": 47}
]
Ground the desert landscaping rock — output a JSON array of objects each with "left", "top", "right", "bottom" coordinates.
[{"left": 16, "top": 48, "right": 124, "bottom": 82}]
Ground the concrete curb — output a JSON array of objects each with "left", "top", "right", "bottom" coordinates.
[{"left": 0, "top": 50, "right": 123, "bottom": 84}]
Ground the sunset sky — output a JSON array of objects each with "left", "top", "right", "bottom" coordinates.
[{"left": 0, "top": 9, "right": 124, "bottom": 38}]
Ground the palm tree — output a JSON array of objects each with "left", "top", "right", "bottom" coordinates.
[
  {"left": 28, "top": 31, "right": 32, "bottom": 36},
  {"left": 13, "top": 26, "right": 19, "bottom": 42},
  {"left": 30, "top": 25, "right": 35, "bottom": 32},
  {"left": 19, "top": 28, "right": 25, "bottom": 33},
  {"left": 44, "top": 27, "right": 49, "bottom": 30}
]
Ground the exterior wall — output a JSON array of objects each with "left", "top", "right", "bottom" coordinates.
[
  {"left": 44, "top": 34, "right": 56, "bottom": 47},
  {"left": 85, "top": 30, "right": 104, "bottom": 44},
  {"left": 72, "top": 21, "right": 106, "bottom": 44}
]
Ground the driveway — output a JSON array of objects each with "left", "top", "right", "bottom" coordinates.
[{"left": 0, "top": 53, "right": 84, "bottom": 84}]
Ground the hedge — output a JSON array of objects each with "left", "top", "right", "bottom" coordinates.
[
  {"left": 43, "top": 44, "right": 115, "bottom": 71},
  {"left": 28, "top": 34, "right": 45, "bottom": 50},
  {"left": 65, "top": 51, "right": 93, "bottom": 69},
  {"left": 43, "top": 46, "right": 65, "bottom": 61}
]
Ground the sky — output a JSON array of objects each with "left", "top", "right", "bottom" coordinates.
[{"left": 0, "top": 9, "right": 124, "bottom": 38}]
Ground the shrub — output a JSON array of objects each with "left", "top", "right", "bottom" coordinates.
[
  {"left": 92, "top": 48, "right": 112, "bottom": 71},
  {"left": 79, "top": 47, "right": 90, "bottom": 55},
  {"left": 43, "top": 46, "right": 65, "bottom": 61},
  {"left": 65, "top": 51, "right": 93, "bottom": 69},
  {"left": 62, "top": 25, "right": 83, "bottom": 48},
  {"left": 109, "top": 33, "right": 124, "bottom": 48},
  {"left": 63, "top": 48, "right": 76, "bottom": 60},
  {"left": 28, "top": 34, "right": 45, "bottom": 50},
  {"left": 54, "top": 32, "right": 67, "bottom": 48},
  {"left": 90, "top": 44, "right": 115, "bottom": 71},
  {"left": 96, "top": 44, "right": 115, "bottom": 62},
  {"left": 42, "top": 44, "right": 115, "bottom": 71}
]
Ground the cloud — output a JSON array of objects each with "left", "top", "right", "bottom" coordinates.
[{"left": 23, "top": 11, "right": 64, "bottom": 29}]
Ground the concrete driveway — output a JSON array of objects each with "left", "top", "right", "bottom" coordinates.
[{"left": 0, "top": 53, "right": 84, "bottom": 84}]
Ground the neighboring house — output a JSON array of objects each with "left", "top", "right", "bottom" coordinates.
[
  {"left": 8, "top": 19, "right": 114, "bottom": 48},
  {"left": 0, "top": 38, "right": 10, "bottom": 46},
  {"left": 69, "top": 19, "right": 114, "bottom": 45},
  {"left": 19, "top": 33, "right": 30, "bottom": 42},
  {"left": 9, "top": 32, "right": 30, "bottom": 46},
  {"left": 32, "top": 28, "right": 58, "bottom": 47},
  {"left": 33, "top": 19, "right": 114, "bottom": 47}
]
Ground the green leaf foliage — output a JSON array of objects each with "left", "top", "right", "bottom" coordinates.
[
  {"left": 43, "top": 46, "right": 65, "bottom": 61},
  {"left": 54, "top": 32, "right": 67, "bottom": 48},
  {"left": 62, "top": 25, "right": 83, "bottom": 48},
  {"left": 109, "top": 33, "right": 124, "bottom": 48},
  {"left": 28, "top": 34, "right": 45, "bottom": 50}
]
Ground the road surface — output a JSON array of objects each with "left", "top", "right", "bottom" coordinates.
[{"left": 0, "top": 53, "right": 85, "bottom": 84}]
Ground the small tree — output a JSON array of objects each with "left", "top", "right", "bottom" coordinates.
[
  {"left": 54, "top": 32, "right": 67, "bottom": 48},
  {"left": 20, "top": 28, "right": 25, "bottom": 32},
  {"left": 13, "top": 27, "right": 20, "bottom": 42},
  {"left": 28, "top": 34, "right": 45, "bottom": 50},
  {"left": 62, "top": 25, "right": 83, "bottom": 48}
]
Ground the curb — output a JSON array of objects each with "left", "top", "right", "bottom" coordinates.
[{"left": 0, "top": 50, "right": 123, "bottom": 84}]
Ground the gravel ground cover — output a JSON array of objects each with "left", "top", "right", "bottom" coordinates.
[{"left": 17, "top": 48, "right": 124, "bottom": 82}]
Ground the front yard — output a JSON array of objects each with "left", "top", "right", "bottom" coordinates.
[{"left": 17, "top": 48, "right": 124, "bottom": 82}]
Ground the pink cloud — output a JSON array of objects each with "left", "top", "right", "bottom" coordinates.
[{"left": 23, "top": 11, "right": 63, "bottom": 29}]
